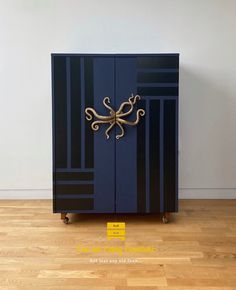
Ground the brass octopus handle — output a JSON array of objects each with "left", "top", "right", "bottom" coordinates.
[{"left": 85, "top": 94, "right": 145, "bottom": 140}]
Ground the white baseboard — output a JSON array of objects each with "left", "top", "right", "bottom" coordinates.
[
  {"left": 0, "top": 188, "right": 236, "bottom": 199},
  {"left": 179, "top": 188, "right": 236, "bottom": 199},
  {"left": 0, "top": 189, "right": 52, "bottom": 199}
]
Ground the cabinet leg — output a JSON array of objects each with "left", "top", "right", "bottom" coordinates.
[
  {"left": 162, "top": 212, "right": 171, "bottom": 224},
  {"left": 61, "top": 213, "right": 69, "bottom": 224}
]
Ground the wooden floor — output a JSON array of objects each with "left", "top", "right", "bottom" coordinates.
[{"left": 0, "top": 200, "right": 236, "bottom": 289}]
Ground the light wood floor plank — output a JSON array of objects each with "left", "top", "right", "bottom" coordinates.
[{"left": 0, "top": 199, "right": 235, "bottom": 289}]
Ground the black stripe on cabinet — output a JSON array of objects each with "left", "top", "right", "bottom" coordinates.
[
  {"left": 137, "top": 87, "right": 178, "bottom": 96},
  {"left": 164, "top": 100, "right": 176, "bottom": 212},
  {"left": 54, "top": 56, "right": 67, "bottom": 168},
  {"left": 56, "top": 198, "right": 94, "bottom": 210},
  {"left": 55, "top": 172, "right": 94, "bottom": 181},
  {"left": 149, "top": 100, "right": 160, "bottom": 213},
  {"left": 137, "top": 100, "right": 146, "bottom": 213},
  {"left": 70, "top": 57, "right": 81, "bottom": 168},
  {"left": 56, "top": 184, "right": 94, "bottom": 195},
  {"left": 138, "top": 72, "right": 179, "bottom": 83},
  {"left": 84, "top": 57, "right": 94, "bottom": 168},
  {"left": 137, "top": 56, "right": 179, "bottom": 69}
]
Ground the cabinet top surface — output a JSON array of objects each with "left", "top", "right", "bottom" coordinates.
[{"left": 51, "top": 53, "right": 179, "bottom": 57}]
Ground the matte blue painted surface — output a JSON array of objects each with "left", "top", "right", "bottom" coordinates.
[
  {"left": 160, "top": 100, "right": 164, "bottom": 212},
  {"left": 115, "top": 57, "right": 137, "bottom": 213},
  {"left": 93, "top": 57, "right": 115, "bottom": 212},
  {"left": 66, "top": 57, "right": 71, "bottom": 168},
  {"left": 80, "top": 58, "right": 85, "bottom": 168},
  {"left": 145, "top": 101, "right": 150, "bottom": 213},
  {"left": 175, "top": 97, "right": 179, "bottom": 212}
]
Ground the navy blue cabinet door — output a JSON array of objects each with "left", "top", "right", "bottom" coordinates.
[
  {"left": 115, "top": 55, "right": 178, "bottom": 213},
  {"left": 52, "top": 54, "right": 178, "bottom": 214},
  {"left": 52, "top": 55, "right": 115, "bottom": 213}
]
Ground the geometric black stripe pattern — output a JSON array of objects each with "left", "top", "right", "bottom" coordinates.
[
  {"left": 52, "top": 55, "right": 95, "bottom": 211},
  {"left": 136, "top": 55, "right": 178, "bottom": 213}
]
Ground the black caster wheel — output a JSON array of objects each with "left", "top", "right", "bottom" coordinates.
[
  {"left": 162, "top": 216, "right": 168, "bottom": 224},
  {"left": 63, "top": 217, "right": 69, "bottom": 224}
]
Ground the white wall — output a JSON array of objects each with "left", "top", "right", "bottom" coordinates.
[{"left": 0, "top": 0, "right": 236, "bottom": 199}]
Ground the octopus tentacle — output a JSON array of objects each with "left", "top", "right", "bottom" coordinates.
[
  {"left": 91, "top": 120, "right": 113, "bottom": 131},
  {"left": 116, "top": 94, "right": 141, "bottom": 117},
  {"left": 117, "top": 109, "right": 145, "bottom": 126},
  {"left": 116, "top": 100, "right": 132, "bottom": 115},
  {"left": 129, "top": 94, "right": 141, "bottom": 105},
  {"left": 85, "top": 107, "right": 114, "bottom": 121},
  {"left": 85, "top": 107, "right": 94, "bottom": 121},
  {"left": 116, "top": 94, "right": 135, "bottom": 114},
  {"left": 103, "top": 97, "right": 115, "bottom": 115},
  {"left": 116, "top": 121, "right": 125, "bottom": 139},
  {"left": 116, "top": 102, "right": 134, "bottom": 118},
  {"left": 105, "top": 121, "right": 116, "bottom": 139}
]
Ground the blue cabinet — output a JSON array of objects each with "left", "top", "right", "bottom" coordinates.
[{"left": 52, "top": 54, "right": 179, "bottom": 221}]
